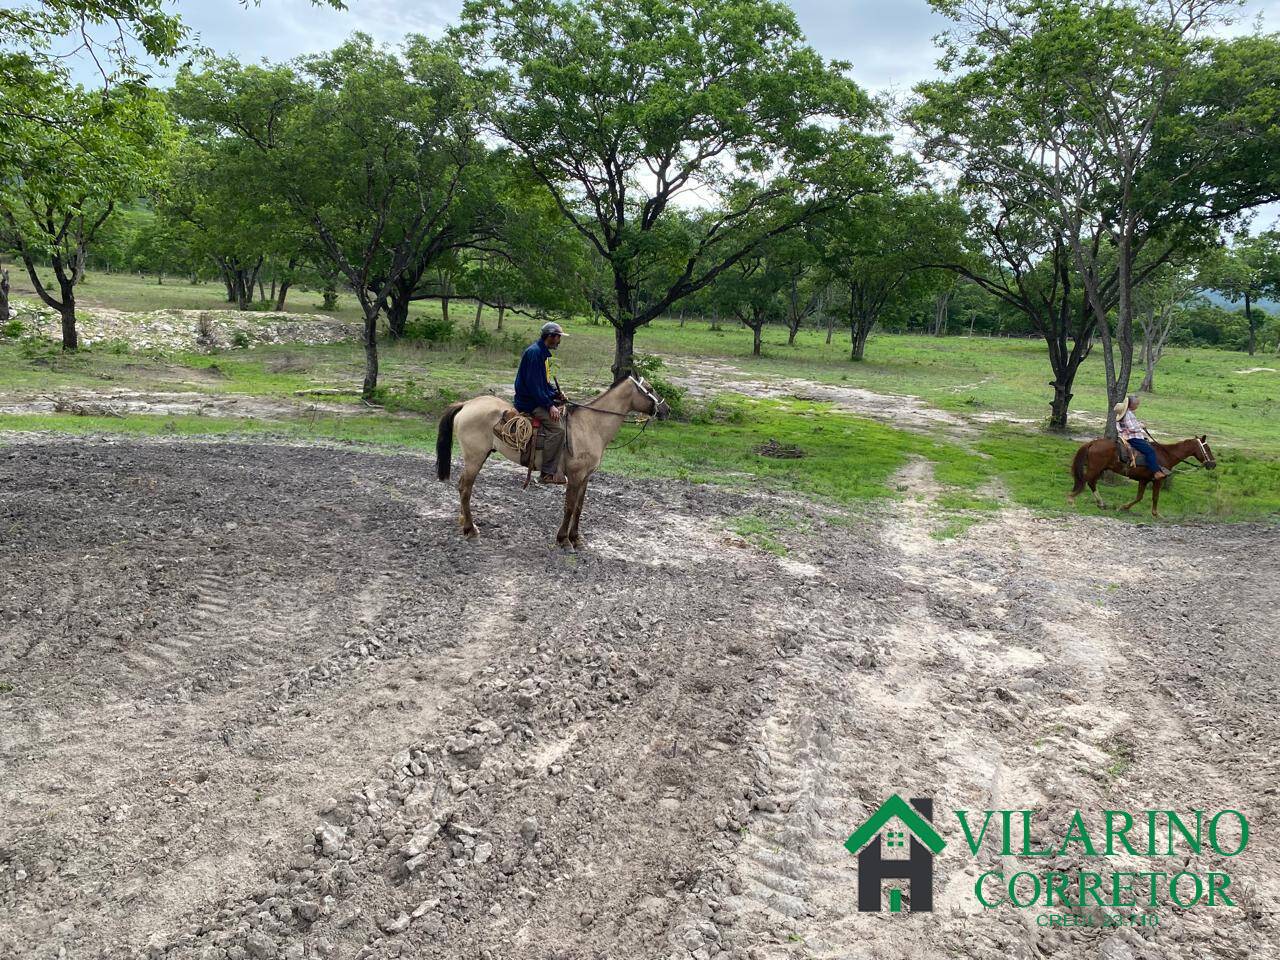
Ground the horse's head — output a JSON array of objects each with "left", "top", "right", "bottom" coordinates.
[
  {"left": 627, "top": 374, "right": 671, "bottom": 420},
  {"left": 1194, "top": 434, "right": 1217, "bottom": 470}
]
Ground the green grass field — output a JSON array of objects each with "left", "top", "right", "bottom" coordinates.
[{"left": 2, "top": 272, "right": 1278, "bottom": 525}]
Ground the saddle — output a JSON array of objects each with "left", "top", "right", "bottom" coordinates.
[
  {"left": 493, "top": 409, "right": 545, "bottom": 487},
  {"left": 1115, "top": 437, "right": 1136, "bottom": 469}
]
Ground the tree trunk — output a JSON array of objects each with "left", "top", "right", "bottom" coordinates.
[
  {"left": 1048, "top": 379, "right": 1074, "bottom": 431},
  {"left": 850, "top": 319, "right": 870, "bottom": 361},
  {"left": 322, "top": 283, "right": 338, "bottom": 311},
  {"left": 269, "top": 275, "right": 277, "bottom": 302},
  {"left": 0, "top": 267, "right": 10, "bottom": 324},
  {"left": 361, "top": 301, "right": 379, "bottom": 400},
  {"left": 274, "top": 280, "right": 291, "bottom": 312},
  {"left": 933, "top": 290, "right": 950, "bottom": 336},
  {"left": 385, "top": 294, "right": 409, "bottom": 340},
  {"left": 1245, "top": 291, "right": 1255, "bottom": 356},
  {"left": 753, "top": 323, "right": 762, "bottom": 356},
  {"left": 474, "top": 299, "right": 484, "bottom": 334},
  {"left": 826, "top": 311, "right": 835, "bottom": 345},
  {"left": 222, "top": 268, "right": 236, "bottom": 304},
  {"left": 612, "top": 322, "right": 637, "bottom": 382},
  {"left": 679, "top": 310, "right": 686, "bottom": 328},
  {"left": 496, "top": 304, "right": 505, "bottom": 331},
  {"left": 58, "top": 274, "right": 78, "bottom": 350}
]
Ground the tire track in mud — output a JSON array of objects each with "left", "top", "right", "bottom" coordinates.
[{"left": 722, "top": 462, "right": 1279, "bottom": 960}]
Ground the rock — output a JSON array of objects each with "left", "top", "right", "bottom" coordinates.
[
  {"left": 473, "top": 842, "right": 493, "bottom": 864},
  {"left": 410, "top": 899, "right": 440, "bottom": 920},
  {"left": 405, "top": 853, "right": 432, "bottom": 873},
  {"left": 402, "top": 823, "right": 440, "bottom": 857},
  {"left": 380, "top": 912, "right": 410, "bottom": 935},
  {"left": 520, "top": 818, "right": 539, "bottom": 843},
  {"left": 244, "top": 932, "right": 277, "bottom": 960},
  {"left": 1099, "top": 940, "right": 1137, "bottom": 960},
  {"left": 315, "top": 823, "right": 345, "bottom": 857},
  {"left": 295, "top": 900, "right": 321, "bottom": 922}
]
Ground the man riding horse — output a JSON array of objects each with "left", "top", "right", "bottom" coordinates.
[{"left": 514, "top": 321, "right": 568, "bottom": 485}]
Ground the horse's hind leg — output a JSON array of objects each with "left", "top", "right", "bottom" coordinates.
[
  {"left": 1088, "top": 477, "right": 1106, "bottom": 509},
  {"left": 1120, "top": 480, "right": 1147, "bottom": 512},
  {"left": 1151, "top": 479, "right": 1163, "bottom": 518},
  {"left": 458, "top": 451, "right": 490, "bottom": 539}
]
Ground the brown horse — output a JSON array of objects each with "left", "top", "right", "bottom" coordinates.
[
  {"left": 1068, "top": 435, "right": 1216, "bottom": 517},
  {"left": 435, "top": 375, "right": 670, "bottom": 547}
]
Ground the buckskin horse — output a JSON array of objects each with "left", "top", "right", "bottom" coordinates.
[
  {"left": 1068, "top": 435, "right": 1217, "bottom": 517},
  {"left": 436, "top": 375, "right": 670, "bottom": 546}
]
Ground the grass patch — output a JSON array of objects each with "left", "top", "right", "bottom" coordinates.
[{"left": 728, "top": 514, "right": 790, "bottom": 556}]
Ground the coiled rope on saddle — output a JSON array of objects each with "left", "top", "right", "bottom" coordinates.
[{"left": 493, "top": 413, "right": 535, "bottom": 451}]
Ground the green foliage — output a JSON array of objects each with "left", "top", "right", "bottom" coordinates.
[
  {"left": 632, "top": 354, "right": 690, "bottom": 421},
  {"left": 404, "top": 316, "right": 456, "bottom": 343},
  {"left": 457, "top": 0, "right": 889, "bottom": 375},
  {"left": 1, "top": 318, "right": 23, "bottom": 339}
]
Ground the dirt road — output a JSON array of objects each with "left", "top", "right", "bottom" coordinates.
[{"left": 1, "top": 440, "right": 1275, "bottom": 960}]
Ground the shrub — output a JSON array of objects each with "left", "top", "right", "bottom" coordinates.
[
  {"left": 231, "top": 329, "right": 252, "bottom": 349},
  {"left": 1, "top": 318, "right": 24, "bottom": 339},
  {"left": 403, "top": 316, "right": 455, "bottom": 343},
  {"left": 633, "top": 354, "right": 690, "bottom": 421}
]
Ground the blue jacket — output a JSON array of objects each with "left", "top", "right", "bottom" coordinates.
[{"left": 514, "top": 339, "right": 559, "bottom": 413}]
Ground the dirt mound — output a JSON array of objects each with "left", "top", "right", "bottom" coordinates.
[{"left": 0, "top": 440, "right": 1276, "bottom": 960}]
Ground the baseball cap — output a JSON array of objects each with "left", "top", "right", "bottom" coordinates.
[{"left": 540, "top": 321, "right": 566, "bottom": 338}]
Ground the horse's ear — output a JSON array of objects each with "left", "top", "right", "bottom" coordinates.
[{"left": 1201, "top": 434, "right": 1207, "bottom": 442}]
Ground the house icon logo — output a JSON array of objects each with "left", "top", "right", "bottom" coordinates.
[{"left": 844, "top": 795, "right": 946, "bottom": 913}]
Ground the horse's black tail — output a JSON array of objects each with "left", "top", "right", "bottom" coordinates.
[
  {"left": 1070, "top": 442, "right": 1090, "bottom": 494},
  {"left": 436, "top": 402, "right": 465, "bottom": 481}
]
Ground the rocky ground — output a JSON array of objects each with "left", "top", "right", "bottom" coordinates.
[
  {"left": 7, "top": 299, "right": 359, "bottom": 352},
  {"left": 0, "top": 439, "right": 1276, "bottom": 960}
]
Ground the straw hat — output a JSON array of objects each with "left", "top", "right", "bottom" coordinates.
[{"left": 1112, "top": 400, "right": 1129, "bottom": 420}]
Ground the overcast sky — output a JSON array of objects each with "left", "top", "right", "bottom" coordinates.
[{"left": 155, "top": 0, "right": 1280, "bottom": 92}]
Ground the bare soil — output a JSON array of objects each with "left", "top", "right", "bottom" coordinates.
[{"left": 0, "top": 440, "right": 1276, "bottom": 960}]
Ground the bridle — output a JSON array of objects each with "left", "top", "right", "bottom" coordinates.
[
  {"left": 563, "top": 375, "right": 665, "bottom": 449},
  {"left": 1192, "top": 436, "right": 1216, "bottom": 470},
  {"left": 565, "top": 375, "right": 664, "bottom": 418}
]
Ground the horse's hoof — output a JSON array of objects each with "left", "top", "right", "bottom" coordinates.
[
  {"left": 463, "top": 527, "right": 479, "bottom": 540},
  {"left": 556, "top": 535, "right": 570, "bottom": 548},
  {"left": 571, "top": 537, "right": 585, "bottom": 550}
]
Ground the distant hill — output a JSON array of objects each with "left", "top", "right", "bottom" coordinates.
[{"left": 1201, "top": 289, "right": 1279, "bottom": 312}]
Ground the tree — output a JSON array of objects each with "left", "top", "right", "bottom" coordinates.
[
  {"left": 177, "top": 36, "right": 487, "bottom": 399},
  {"left": 0, "top": 80, "right": 170, "bottom": 348},
  {"left": 816, "top": 188, "right": 966, "bottom": 361},
  {"left": 459, "top": 0, "right": 887, "bottom": 380},
  {"left": 1201, "top": 231, "right": 1280, "bottom": 356},
  {"left": 1134, "top": 259, "right": 1200, "bottom": 392},
  {"left": 917, "top": 0, "right": 1280, "bottom": 434},
  {"left": 709, "top": 245, "right": 785, "bottom": 357}
]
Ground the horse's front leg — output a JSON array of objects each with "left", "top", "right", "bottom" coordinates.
[
  {"left": 556, "top": 479, "right": 580, "bottom": 547},
  {"left": 567, "top": 480, "right": 589, "bottom": 549},
  {"left": 1151, "top": 478, "right": 1163, "bottom": 518},
  {"left": 1120, "top": 480, "right": 1147, "bottom": 512}
]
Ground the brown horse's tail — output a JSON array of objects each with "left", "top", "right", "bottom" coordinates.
[
  {"left": 435, "top": 402, "right": 465, "bottom": 481},
  {"left": 1070, "top": 442, "right": 1090, "bottom": 495}
]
